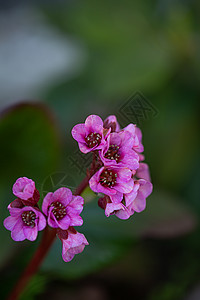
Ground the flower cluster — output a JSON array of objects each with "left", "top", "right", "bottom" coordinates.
[
  {"left": 4, "top": 177, "right": 88, "bottom": 262},
  {"left": 72, "top": 115, "right": 153, "bottom": 220},
  {"left": 3, "top": 114, "right": 153, "bottom": 265}
]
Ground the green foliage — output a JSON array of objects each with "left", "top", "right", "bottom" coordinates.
[
  {"left": 0, "top": 104, "right": 60, "bottom": 184},
  {"left": 20, "top": 274, "right": 48, "bottom": 300},
  {"left": 0, "top": 103, "right": 60, "bottom": 268},
  {"left": 1, "top": 0, "right": 200, "bottom": 298}
]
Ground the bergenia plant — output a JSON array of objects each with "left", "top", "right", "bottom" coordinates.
[{"left": 3, "top": 114, "right": 152, "bottom": 300}]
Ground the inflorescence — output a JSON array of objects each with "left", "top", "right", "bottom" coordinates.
[{"left": 4, "top": 114, "right": 152, "bottom": 262}]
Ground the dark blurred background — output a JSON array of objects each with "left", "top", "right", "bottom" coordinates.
[{"left": 0, "top": 1, "right": 200, "bottom": 299}]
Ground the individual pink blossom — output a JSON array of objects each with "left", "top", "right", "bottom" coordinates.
[
  {"left": 71, "top": 115, "right": 109, "bottom": 153},
  {"left": 100, "top": 179, "right": 153, "bottom": 220},
  {"left": 3, "top": 206, "right": 46, "bottom": 241},
  {"left": 105, "top": 201, "right": 129, "bottom": 220},
  {"left": 57, "top": 227, "right": 89, "bottom": 262},
  {"left": 12, "top": 177, "right": 40, "bottom": 205},
  {"left": 124, "top": 179, "right": 153, "bottom": 213},
  {"left": 123, "top": 124, "right": 144, "bottom": 153},
  {"left": 103, "top": 115, "right": 120, "bottom": 132},
  {"left": 98, "top": 195, "right": 128, "bottom": 219},
  {"left": 89, "top": 166, "right": 134, "bottom": 203},
  {"left": 100, "top": 130, "right": 139, "bottom": 170},
  {"left": 42, "top": 187, "right": 84, "bottom": 230}
]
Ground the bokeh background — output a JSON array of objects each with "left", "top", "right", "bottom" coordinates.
[{"left": 0, "top": 1, "right": 200, "bottom": 299}]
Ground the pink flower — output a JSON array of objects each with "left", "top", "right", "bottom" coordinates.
[
  {"left": 3, "top": 206, "right": 46, "bottom": 241},
  {"left": 89, "top": 166, "right": 134, "bottom": 203},
  {"left": 100, "top": 130, "right": 139, "bottom": 170},
  {"left": 123, "top": 124, "right": 144, "bottom": 153},
  {"left": 98, "top": 195, "right": 129, "bottom": 219},
  {"left": 71, "top": 115, "right": 108, "bottom": 153},
  {"left": 100, "top": 179, "right": 153, "bottom": 220},
  {"left": 57, "top": 227, "right": 89, "bottom": 262},
  {"left": 124, "top": 179, "right": 153, "bottom": 213},
  {"left": 12, "top": 177, "right": 40, "bottom": 205},
  {"left": 105, "top": 201, "right": 129, "bottom": 220},
  {"left": 103, "top": 115, "right": 120, "bottom": 132},
  {"left": 42, "top": 187, "right": 84, "bottom": 230}
]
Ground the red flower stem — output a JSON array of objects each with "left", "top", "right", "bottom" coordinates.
[
  {"left": 73, "top": 152, "right": 98, "bottom": 196},
  {"left": 7, "top": 175, "right": 90, "bottom": 300},
  {"left": 73, "top": 175, "right": 90, "bottom": 196},
  {"left": 7, "top": 227, "right": 57, "bottom": 300}
]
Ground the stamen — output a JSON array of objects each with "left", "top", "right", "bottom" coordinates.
[
  {"left": 100, "top": 169, "right": 117, "bottom": 188},
  {"left": 50, "top": 201, "right": 66, "bottom": 221},
  {"left": 21, "top": 211, "right": 36, "bottom": 227},
  {"left": 105, "top": 144, "right": 120, "bottom": 162},
  {"left": 85, "top": 132, "right": 102, "bottom": 148}
]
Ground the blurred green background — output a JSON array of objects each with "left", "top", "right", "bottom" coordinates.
[{"left": 0, "top": 1, "right": 200, "bottom": 299}]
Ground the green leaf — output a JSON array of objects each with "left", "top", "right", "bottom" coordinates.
[
  {"left": 20, "top": 274, "right": 48, "bottom": 300},
  {"left": 0, "top": 103, "right": 61, "bottom": 268},
  {"left": 0, "top": 103, "right": 60, "bottom": 184}
]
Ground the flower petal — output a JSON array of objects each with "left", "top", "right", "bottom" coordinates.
[
  {"left": 137, "top": 179, "right": 153, "bottom": 199},
  {"left": 12, "top": 177, "right": 35, "bottom": 200},
  {"left": 9, "top": 207, "right": 23, "bottom": 217},
  {"left": 69, "top": 215, "right": 83, "bottom": 227},
  {"left": 103, "top": 115, "right": 120, "bottom": 132},
  {"left": 68, "top": 196, "right": 84, "bottom": 214},
  {"left": 116, "top": 168, "right": 132, "bottom": 183},
  {"left": 53, "top": 187, "right": 72, "bottom": 206},
  {"left": 56, "top": 215, "right": 71, "bottom": 230},
  {"left": 109, "top": 132, "right": 121, "bottom": 146},
  {"left": 3, "top": 216, "right": 18, "bottom": 231},
  {"left": 85, "top": 115, "right": 103, "bottom": 133},
  {"left": 11, "top": 219, "right": 26, "bottom": 241},
  {"left": 105, "top": 202, "right": 124, "bottom": 217},
  {"left": 136, "top": 163, "right": 151, "bottom": 181},
  {"left": 125, "top": 181, "right": 140, "bottom": 206},
  {"left": 115, "top": 178, "right": 134, "bottom": 194},
  {"left": 78, "top": 142, "right": 93, "bottom": 154},
  {"left": 89, "top": 168, "right": 102, "bottom": 193},
  {"left": 47, "top": 206, "right": 58, "bottom": 228},
  {"left": 97, "top": 182, "right": 116, "bottom": 195},
  {"left": 115, "top": 208, "right": 131, "bottom": 220},
  {"left": 61, "top": 231, "right": 89, "bottom": 262},
  {"left": 37, "top": 211, "right": 47, "bottom": 231},
  {"left": 129, "top": 180, "right": 152, "bottom": 213},
  {"left": 23, "top": 225, "right": 38, "bottom": 241},
  {"left": 71, "top": 123, "right": 86, "bottom": 143},
  {"left": 110, "top": 191, "right": 123, "bottom": 203},
  {"left": 42, "top": 192, "right": 54, "bottom": 216},
  {"left": 121, "top": 152, "right": 139, "bottom": 170},
  {"left": 130, "top": 196, "right": 146, "bottom": 213}
]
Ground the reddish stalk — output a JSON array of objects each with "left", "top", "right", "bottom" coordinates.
[
  {"left": 73, "top": 152, "right": 99, "bottom": 196},
  {"left": 8, "top": 227, "right": 57, "bottom": 300},
  {"left": 7, "top": 175, "right": 90, "bottom": 300},
  {"left": 73, "top": 175, "right": 90, "bottom": 196}
]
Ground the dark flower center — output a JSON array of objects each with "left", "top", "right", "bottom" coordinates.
[
  {"left": 100, "top": 169, "right": 117, "bottom": 188},
  {"left": 50, "top": 201, "right": 67, "bottom": 221},
  {"left": 85, "top": 132, "right": 102, "bottom": 148},
  {"left": 21, "top": 211, "right": 36, "bottom": 227},
  {"left": 105, "top": 144, "right": 120, "bottom": 162}
]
